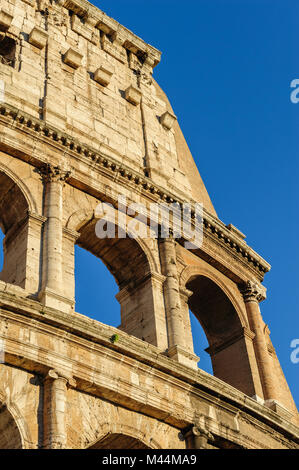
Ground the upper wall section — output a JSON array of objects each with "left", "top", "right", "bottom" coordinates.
[{"left": 0, "top": 0, "right": 216, "bottom": 214}]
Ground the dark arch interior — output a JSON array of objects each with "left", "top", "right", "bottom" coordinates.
[
  {"left": 0, "top": 228, "right": 4, "bottom": 272},
  {"left": 0, "top": 171, "right": 28, "bottom": 234},
  {"left": 88, "top": 433, "right": 150, "bottom": 449},
  {"left": 0, "top": 403, "right": 22, "bottom": 449},
  {"left": 187, "top": 275, "right": 242, "bottom": 349},
  {"left": 77, "top": 219, "right": 151, "bottom": 290}
]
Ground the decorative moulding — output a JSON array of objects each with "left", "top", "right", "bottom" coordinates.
[
  {"left": 0, "top": 10, "right": 13, "bottom": 32},
  {"left": 96, "top": 19, "right": 117, "bottom": 36},
  {"left": 93, "top": 66, "right": 113, "bottom": 87},
  {"left": 28, "top": 26, "right": 48, "bottom": 49},
  {"left": 63, "top": 47, "right": 83, "bottom": 69},
  {"left": 160, "top": 111, "right": 177, "bottom": 130},
  {"left": 226, "top": 223, "right": 246, "bottom": 240},
  {"left": 125, "top": 85, "right": 141, "bottom": 106}
]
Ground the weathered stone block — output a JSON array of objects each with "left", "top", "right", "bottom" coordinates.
[
  {"left": 96, "top": 18, "right": 117, "bottom": 36},
  {"left": 0, "top": 10, "right": 13, "bottom": 32},
  {"left": 160, "top": 111, "right": 177, "bottom": 130},
  {"left": 29, "top": 26, "right": 48, "bottom": 49},
  {"left": 63, "top": 48, "right": 83, "bottom": 69},
  {"left": 23, "top": 0, "right": 35, "bottom": 5},
  {"left": 125, "top": 85, "right": 141, "bottom": 106},
  {"left": 93, "top": 66, "right": 113, "bottom": 87}
]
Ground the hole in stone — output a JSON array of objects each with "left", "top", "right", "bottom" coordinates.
[{"left": 0, "top": 36, "right": 16, "bottom": 67}]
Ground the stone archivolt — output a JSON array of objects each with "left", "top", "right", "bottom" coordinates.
[{"left": 0, "top": 0, "right": 297, "bottom": 450}]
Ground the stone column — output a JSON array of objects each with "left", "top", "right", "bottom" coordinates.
[
  {"left": 240, "top": 281, "right": 276, "bottom": 402},
  {"left": 0, "top": 211, "right": 46, "bottom": 294},
  {"left": 116, "top": 272, "right": 168, "bottom": 350},
  {"left": 159, "top": 238, "right": 199, "bottom": 369},
  {"left": 43, "top": 369, "right": 75, "bottom": 449},
  {"left": 39, "top": 164, "right": 72, "bottom": 313},
  {"left": 179, "top": 287, "right": 197, "bottom": 354}
]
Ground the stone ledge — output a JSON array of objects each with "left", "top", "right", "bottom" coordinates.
[
  {"left": 28, "top": 26, "right": 48, "bottom": 49},
  {"left": 0, "top": 10, "right": 13, "bottom": 32},
  {"left": 160, "top": 111, "right": 177, "bottom": 130},
  {"left": 63, "top": 48, "right": 83, "bottom": 69},
  {"left": 0, "top": 288, "right": 298, "bottom": 441},
  {"left": 125, "top": 85, "right": 142, "bottom": 106},
  {"left": 93, "top": 66, "right": 113, "bottom": 87}
]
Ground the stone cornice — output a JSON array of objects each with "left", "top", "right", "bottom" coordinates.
[
  {"left": 20, "top": 0, "right": 161, "bottom": 69},
  {"left": 0, "top": 102, "right": 271, "bottom": 278}
]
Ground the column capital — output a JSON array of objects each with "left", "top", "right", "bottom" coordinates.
[
  {"left": 159, "top": 235, "right": 176, "bottom": 245},
  {"left": 63, "top": 227, "right": 81, "bottom": 242},
  {"left": 239, "top": 280, "right": 266, "bottom": 303},
  {"left": 183, "top": 424, "right": 214, "bottom": 449},
  {"left": 192, "top": 425, "right": 214, "bottom": 440},
  {"left": 44, "top": 369, "right": 76, "bottom": 388},
  {"left": 179, "top": 286, "right": 193, "bottom": 302},
  {"left": 37, "top": 163, "right": 72, "bottom": 184}
]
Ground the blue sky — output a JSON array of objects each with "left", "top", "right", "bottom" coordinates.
[{"left": 1, "top": 0, "right": 298, "bottom": 407}]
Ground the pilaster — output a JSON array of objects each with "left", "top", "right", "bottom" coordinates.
[{"left": 43, "top": 369, "right": 76, "bottom": 449}]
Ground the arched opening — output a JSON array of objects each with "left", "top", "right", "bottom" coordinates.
[
  {"left": 72, "top": 216, "right": 165, "bottom": 347},
  {"left": 189, "top": 310, "right": 212, "bottom": 374},
  {"left": 88, "top": 433, "right": 150, "bottom": 449},
  {"left": 0, "top": 171, "right": 29, "bottom": 287},
  {"left": 75, "top": 245, "right": 120, "bottom": 327},
  {"left": 186, "top": 275, "right": 257, "bottom": 395},
  {"left": 0, "top": 403, "right": 23, "bottom": 449}
]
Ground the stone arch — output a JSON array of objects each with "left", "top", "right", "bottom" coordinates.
[
  {"left": 0, "top": 165, "right": 42, "bottom": 291},
  {"left": 66, "top": 208, "right": 95, "bottom": 232},
  {"left": 66, "top": 207, "right": 160, "bottom": 277},
  {"left": 0, "top": 163, "right": 37, "bottom": 216},
  {"left": 0, "top": 391, "right": 31, "bottom": 449},
  {"left": 65, "top": 205, "right": 168, "bottom": 349},
  {"left": 86, "top": 423, "right": 161, "bottom": 449},
  {"left": 180, "top": 265, "right": 248, "bottom": 328},
  {"left": 179, "top": 265, "right": 261, "bottom": 397}
]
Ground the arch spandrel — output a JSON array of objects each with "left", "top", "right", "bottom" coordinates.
[
  {"left": 0, "top": 389, "right": 31, "bottom": 449},
  {"left": 0, "top": 160, "right": 39, "bottom": 215}
]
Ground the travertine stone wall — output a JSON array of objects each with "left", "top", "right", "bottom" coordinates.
[{"left": 0, "top": 0, "right": 297, "bottom": 449}]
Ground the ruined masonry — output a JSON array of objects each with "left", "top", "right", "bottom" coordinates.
[{"left": 0, "top": 0, "right": 298, "bottom": 449}]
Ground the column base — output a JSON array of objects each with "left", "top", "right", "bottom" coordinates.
[
  {"left": 264, "top": 399, "right": 294, "bottom": 421},
  {"left": 39, "top": 288, "right": 74, "bottom": 314},
  {"left": 167, "top": 345, "right": 199, "bottom": 370}
]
